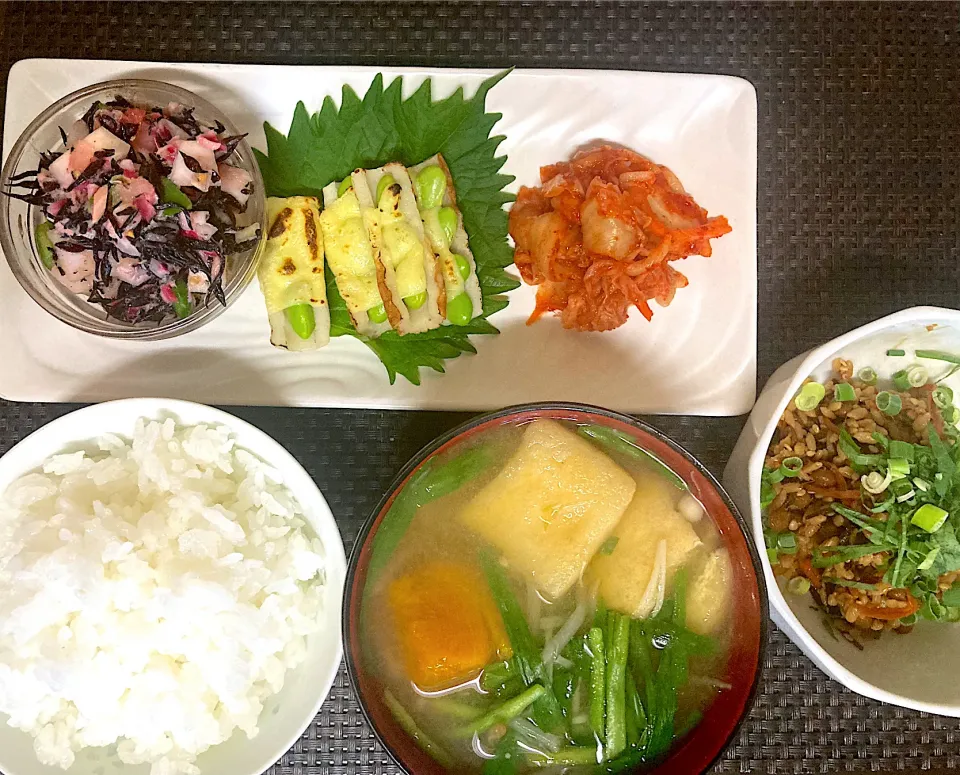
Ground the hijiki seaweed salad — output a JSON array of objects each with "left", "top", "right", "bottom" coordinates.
[{"left": 3, "top": 96, "right": 260, "bottom": 324}]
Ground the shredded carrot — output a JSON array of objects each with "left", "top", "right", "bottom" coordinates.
[
  {"left": 798, "top": 556, "right": 822, "bottom": 588},
  {"left": 806, "top": 486, "right": 863, "bottom": 501},
  {"left": 854, "top": 592, "right": 920, "bottom": 621},
  {"left": 508, "top": 145, "right": 731, "bottom": 332}
]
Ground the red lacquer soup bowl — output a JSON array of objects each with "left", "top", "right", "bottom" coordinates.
[{"left": 343, "top": 403, "right": 767, "bottom": 775}]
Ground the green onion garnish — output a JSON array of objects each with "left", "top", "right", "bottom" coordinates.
[
  {"left": 786, "top": 576, "right": 810, "bottom": 596},
  {"left": 886, "top": 349, "right": 906, "bottom": 357},
  {"left": 887, "top": 458, "right": 910, "bottom": 479},
  {"left": 795, "top": 382, "right": 826, "bottom": 412},
  {"left": 911, "top": 504, "right": 949, "bottom": 533},
  {"left": 780, "top": 457, "right": 804, "bottom": 477},
  {"left": 777, "top": 532, "right": 797, "bottom": 552},
  {"left": 917, "top": 546, "right": 941, "bottom": 571},
  {"left": 944, "top": 406, "right": 960, "bottom": 425},
  {"left": 834, "top": 382, "right": 856, "bottom": 402},
  {"left": 876, "top": 391, "right": 902, "bottom": 415},
  {"left": 766, "top": 548, "right": 779, "bottom": 565},
  {"left": 888, "top": 440, "right": 915, "bottom": 460},
  {"left": 892, "top": 370, "right": 912, "bottom": 392},
  {"left": 916, "top": 350, "right": 960, "bottom": 365},
  {"left": 933, "top": 385, "right": 954, "bottom": 409},
  {"left": 896, "top": 489, "right": 916, "bottom": 503},
  {"left": 905, "top": 364, "right": 929, "bottom": 388},
  {"left": 861, "top": 470, "right": 892, "bottom": 495},
  {"left": 913, "top": 478, "right": 930, "bottom": 493},
  {"left": 857, "top": 367, "right": 878, "bottom": 385}
]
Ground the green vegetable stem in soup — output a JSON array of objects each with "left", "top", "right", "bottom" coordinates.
[{"left": 361, "top": 418, "right": 736, "bottom": 773}]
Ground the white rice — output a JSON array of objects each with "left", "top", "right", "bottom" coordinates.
[{"left": 0, "top": 418, "right": 327, "bottom": 775}]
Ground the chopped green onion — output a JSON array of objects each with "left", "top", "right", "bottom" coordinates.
[
  {"left": 886, "top": 349, "right": 906, "bottom": 357},
  {"left": 766, "top": 548, "right": 779, "bottom": 565},
  {"left": 861, "top": 470, "right": 892, "bottom": 495},
  {"left": 900, "top": 612, "right": 920, "bottom": 627},
  {"left": 777, "top": 532, "right": 797, "bottom": 550},
  {"left": 876, "top": 391, "right": 902, "bottom": 415},
  {"left": 786, "top": 576, "right": 810, "bottom": 596},
  {"left": 888, "top": 440, "right": 915, "bottom": 460},
  {"left": 913, "top": 478, "right": 930, "bottom": 492},
  {"left": 795, "top": 382, "right": 826, "bottom": 412},
  {"left": 896, "top": 490, "right": 916, "bottom": 503},
  {"left": 599, "top": 536, "right": 619, "bottom": 556},
  {"left": 780, "top": 457, "right": 804, "bottom": 477},
  {"left": 933, "top": 385, "right": 954, "bottom": 409},
  {"left": 892, "top": 370, "right": 912, "bottom": 392},
  {"left": 905, "top": 364, "right": 929, "bottom": 388},
  {"left": 857, "top": 367, "right": 878, "bottom": 385},
  {"left": 917, "top": 546, "right": 941, "bottom": 571},
  {"left": 916, "top": 350, "right": 960, "bottom": 365},
  {"left": 834, "top": 382, "right": 857, "bottom": 402},
  {"left": 838, "top": 429, "right": 883, "bottom": 466},
  {"left": 911, "top": 504, "right": 949, "bottom": 533},
  {"left": 887, "top": 458, "right": 910, "bottom": 479},
  {"left": 944, "top": 406, "right": 960, "bottom": 425},
  {"left": 760, "top": 480, "right": 776, "bottom": 509}
]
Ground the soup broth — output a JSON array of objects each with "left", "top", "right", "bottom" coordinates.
[{"left": 361, "top": 418, "right": 736, "bottom": 773}]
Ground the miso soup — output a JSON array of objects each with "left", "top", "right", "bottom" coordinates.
[{"left": 360, "top": 418, "right": 737, "bottom": 773}]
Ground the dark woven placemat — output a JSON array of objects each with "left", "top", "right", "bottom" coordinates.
[{"left": 2, "top": 1, "right": 960, "bottom": 772}]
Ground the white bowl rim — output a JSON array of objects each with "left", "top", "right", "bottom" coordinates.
[
  {"left": 0, "top": 397, "right": 346, "bottom": 773},
  {"left": 746, "top": 305, "right": 960, "bottom": 716}
]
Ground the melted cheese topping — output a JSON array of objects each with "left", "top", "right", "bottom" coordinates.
[
  {"left": 259, "top": 197, "right": 326, "bottom": 314},
  {"left": 318, "top": 191, "right": 382, "bottom": 312}
]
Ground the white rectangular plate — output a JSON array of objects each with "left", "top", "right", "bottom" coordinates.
[{"left": 1, "top": 59, "right": 757, "bottom": 413}]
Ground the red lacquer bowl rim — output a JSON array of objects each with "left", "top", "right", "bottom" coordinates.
[{"left": 342, "top": 402, "right": 768, "bottom": 775}]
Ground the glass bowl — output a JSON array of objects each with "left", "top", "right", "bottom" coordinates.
[
  {"left": 344, "top": 403, "right": 768, "bottom": 775},
  {"left": 0, "top": 78, "right": 265, "bottom": 340}
]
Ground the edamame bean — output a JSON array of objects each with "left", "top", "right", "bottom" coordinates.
[
  {"left": 160, "top": 178, "right": 192, "bottom": 210},
  {"left": 173, "top": 280, "right": 192, "bottom": 319},
  {"left": 285, "top": 303, "right": 316, "bottom": 340},
  {"left": 446, "top": 292, "right": 472, "bottom": 326},
  {"left": 437, "top": 207, "right": 457, "bottom": 246},
  {"left": 35, "top": 221, "right": 55, "bottom": 269},
  {"left": 367, "top": 303, "right": 388, "bottom": 323},
  {"left": 337, "top": 176, "right": 353, "bottom": 197},
  {"left": 415, "top": 166, "right": 446, "bottom": 209},
  {"left": 375, "top": 174, "right": 396, "bottom": 205},
  {"left": 403, "top": 291, "right": 427, "bottom": 310},
  {"left": 454, "top": 254, "right": 471, "bottom": 281}
]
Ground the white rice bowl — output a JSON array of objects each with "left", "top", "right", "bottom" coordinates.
[{"left": 0, "top": 400, "right": 345, "bottom": 775}]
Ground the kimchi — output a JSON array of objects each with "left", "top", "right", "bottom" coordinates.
[{"left": 509, "top": 145, "right": 732, "bottom": 332}]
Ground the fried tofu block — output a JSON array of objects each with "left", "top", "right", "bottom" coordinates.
[
  {"left": 685, "top": 548, "right": 733, "bottom": 635},
  {"left": 589, "top": 472, "right": 702, "bottom": 617},
  {"left": 459, "top": 420, "right": 636, "bottom": 599},
  {"left": 388, "top": 560, "right": 511, "bottom": 692}
]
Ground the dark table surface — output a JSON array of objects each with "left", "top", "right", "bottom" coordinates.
[{"left": 1, "top": 2, "right": 960, "bottom": 772}]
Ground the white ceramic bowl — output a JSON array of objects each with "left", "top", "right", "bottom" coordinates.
[
  {"left": 0, "top": 399, "right": 346, "bottom": 775},
  {"left": 725, "top": 306, "right": 960, "bottom": 716}
]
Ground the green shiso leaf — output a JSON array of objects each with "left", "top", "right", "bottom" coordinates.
[{"left": 254, "top": 70, "right": 519, "bottom": 384}]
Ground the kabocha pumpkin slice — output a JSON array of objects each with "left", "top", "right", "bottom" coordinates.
[
  {"left": 388, "top": 560, "right": 511, "bottom": 691},
  {"left": 459, "top": 419, "right": 636, "bottom": 599}
]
